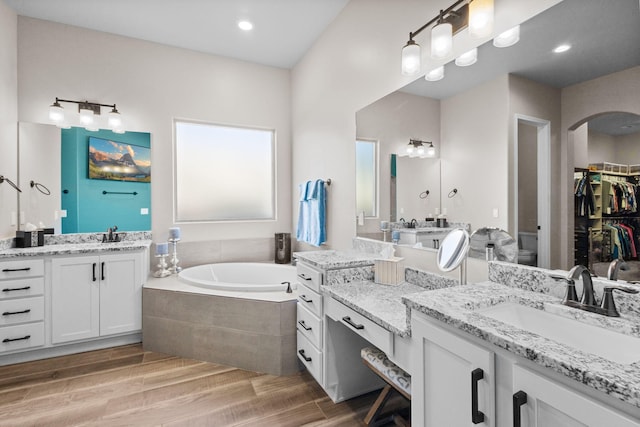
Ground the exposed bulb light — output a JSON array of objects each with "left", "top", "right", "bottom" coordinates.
[
  {"left": 238, "top": 20, "right": 253, "bottom": 31},
  {"left": 468, "top": 0, "right": 494, "bottom": 38},
  {"left": 493, "top": 25, "right": 520, "bottom": 48},
  {"left": 455, "top": 48, "right": 478, "bottom": 66},
  {"left": 553, "top": 44, "right": 571, "bottom": 53},
  {"left": 425, "top": 66, "right": 445, "bottom": 81},
  {"left": 79, "top": 107, "right": 94, "bottom": 125},
  {"left": 49, "top": 100, "right": 64, "bottom": 122},
  {"left": 426, "top": 142, "right": 436, "bottom": 157},
  {"left": 401, "top": 39, "right": 421, "bottom": 75},
  {"left": 417, "top": 145, "right": 425, "bottom": 156},
  {"left": 431, "top": 19, "right": 453, "bottom": 59},
  {"left": 108, "top": 106, "right": 122, "bottom": 128},
  {"left": 406, "top": 144, "right": 415, "bottom": 154}
]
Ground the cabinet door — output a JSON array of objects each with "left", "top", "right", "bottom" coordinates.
[
  {"left": 99, "top": 252, "right": 143, "bottom": 336},
  {"left": 512, "top": 365, "right": 639, "bottom": 427},
  {"left": 51, "top": 256, "right": 100, "bottom": 343},
  {"left": 412, "top": 313, "right": 495, "bottom": 427}
]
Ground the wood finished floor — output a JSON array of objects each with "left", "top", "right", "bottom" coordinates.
[{"left": 0, "top": 344, "right": 407, "bottom": 426}]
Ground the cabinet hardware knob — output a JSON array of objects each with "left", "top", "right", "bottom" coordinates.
[
  {"left": 471, "top": 368, "right": 485, "bottom": 424},
  {"left": 513, "top": 390, "right": 528, "bottom": 427},
  {"left": 298, "top": 349, "right": 312, "bottom": 362},
  {"left": 342, "top": 316, "right": 364, "bottom": 330}
]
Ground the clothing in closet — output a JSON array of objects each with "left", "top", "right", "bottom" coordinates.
[{"left": 574, "top": 175, "right": 596, "bottom": 217}]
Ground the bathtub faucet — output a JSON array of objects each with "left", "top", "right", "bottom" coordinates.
[{"left": 282, "top": 281, "right": 292, "bottom": 293}]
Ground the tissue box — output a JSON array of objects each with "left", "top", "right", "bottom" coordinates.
[
  {"left": 15, "top": 230, "right": 44, "bottom": 248},
  {"left": 374, "top": 257, "right": 405, "bottom": 285}
]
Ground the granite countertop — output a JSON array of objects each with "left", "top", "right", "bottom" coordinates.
[
  {"left": 322, "top": 281, "right": 426, "bottom": 337},
  {"left": 403, "top": 281, "right": 640, "bottom": 410},
  {"left": 294, "top": 250, "right": 378, "bottom": 270},
  {"left": 0, "top": 240, "right": 152, "bottom": 258}
]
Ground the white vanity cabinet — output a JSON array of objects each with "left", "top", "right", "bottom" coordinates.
[
  {"left": 512, "top": 365, "right": 640, "bottom": 427},
  {"left": 412, "top": 311, "right": 640, "bottom": 427},
  {"left": 0, "top": 259, "right": 45, "bottom": 353},
  {"left": 295, "top": 262, "right": 324, "bottom": 385},
  {"left": 412, "top": 311, "right": 495, "bottom": 427},
  {"left": 51, "top": 251, "right": 144, "bottom": 344}
]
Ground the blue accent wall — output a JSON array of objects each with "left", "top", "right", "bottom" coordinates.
[{"left": 61, "top": 128, "right": 151, "bottom": 233}]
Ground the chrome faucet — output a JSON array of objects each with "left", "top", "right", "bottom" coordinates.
[
  {"left": 102, "top": 225, "right": 120, "bottom": 243},
  {"left": 568, "top": 265, "right": 597, "bottom": 307},
  {"left": 607, "top": 259, "right": 629, "bottom": 281}
]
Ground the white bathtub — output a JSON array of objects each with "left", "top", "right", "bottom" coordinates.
[{"left": 178, "top": 262, "right": 298, "bottom": 292}]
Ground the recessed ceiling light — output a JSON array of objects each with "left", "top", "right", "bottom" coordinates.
[
  {"left": 238, "top": 20, "right": 253, "bottom": 31},
  {"left": 553, "top": 44, "right": 571, "bottom": 53}
]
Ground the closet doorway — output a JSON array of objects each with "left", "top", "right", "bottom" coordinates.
[{"left": 514, "top": 114, "right": 551, "bottom": 269}]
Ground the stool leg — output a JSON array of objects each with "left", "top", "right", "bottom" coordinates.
[{"left": 364, "top": 385, "right": 393, "bottom": 425}]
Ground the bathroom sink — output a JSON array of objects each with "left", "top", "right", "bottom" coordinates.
[{"left": 477, "top": 303, "right": 640, "bottom": 364}]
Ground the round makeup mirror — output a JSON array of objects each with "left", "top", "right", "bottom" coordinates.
[{"left": 437, "top": 228, "right": 470, "bottom": 272}]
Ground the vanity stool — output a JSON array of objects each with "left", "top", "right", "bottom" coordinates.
[{"left": 361, "top": 346, "right": 411, "bottom": 426}]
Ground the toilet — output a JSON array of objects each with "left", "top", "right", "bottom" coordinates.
[{"left": 518, "top": 232, "right": 538, "bottom": 266}]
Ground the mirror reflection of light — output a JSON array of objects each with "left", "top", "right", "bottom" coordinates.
[{"left": 553, "top": 44, "right": 571, "bottom": 53}]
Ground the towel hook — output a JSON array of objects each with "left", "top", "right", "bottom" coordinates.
[
  {"left": 325, "top": 179, "right": 332, "bottom": 186},
  {"left": 419, "top": 190, "right": 430, "bottom": 199},
  {"left": 448, "top": 188, "right": 458, "bottom": 198}
]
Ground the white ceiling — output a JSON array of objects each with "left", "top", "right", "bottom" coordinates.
[{"left": 3, "top": 0, "right": 349, "bottom": 69}]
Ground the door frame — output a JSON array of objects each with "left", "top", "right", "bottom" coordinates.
[{"left": 513, "top": 114, "right": 551, "bottom": 269}]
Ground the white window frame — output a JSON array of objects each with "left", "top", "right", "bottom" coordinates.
[{"left": 355, "top": 138, "right": 379, "bottom": 218}]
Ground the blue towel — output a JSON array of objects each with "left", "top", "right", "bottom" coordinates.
[{"left": 296, "top": 179, "right": 326, "bottom": 246}]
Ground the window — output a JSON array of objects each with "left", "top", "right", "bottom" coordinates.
[
  {"left": 174, "top": 120, "right": 275, "bottom": 222},
  {"left": 355, "top": 139, "right": 378, "bottom": 217}
]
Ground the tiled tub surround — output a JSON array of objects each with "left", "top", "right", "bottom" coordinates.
[{"left": 143, "top": 276, "right": 298, "bottom": 376}]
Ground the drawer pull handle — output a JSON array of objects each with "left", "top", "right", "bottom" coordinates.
[
  {"left": 297, "top": 273, "right": 312, "bottom": 281},
  {"left": 471, "top": 368, "right": 485, "bottom": 424},
  {"left": 342, "top": 316, "right": 364, "bottom": 330},
  {"left": 2, "top": 267, "right": 31, "bottom": 273},
  {"left": 101, "top": 262, "right": 106, "bottom": 281},
  {"left": 298, "top": 349, "right": 312, "bottom": 362},
  {"left": 513, "top": 390, "right": 528, "bottom": 427},
  {"left": 3, "top": 335, "right": 30, "bottom": 343},
  {"left": 298, "top": 320, "right": 312, "bottom": 331},
  {"left": 2, "top": 286, "right": 31, "bottom": 292},
  {"left": 92, "top": 263, "right": 97, "bottom": 282},
  {"left": 299, "top": 295, "right": 313, "bottom": 303},
  {"left": 3, "top": 309, "right": 31, "bottom": 316}
]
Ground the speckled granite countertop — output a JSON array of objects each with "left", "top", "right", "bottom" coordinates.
[
  {"left": 323, "top": 281, "right": 426, "bottom": 337},
  {"left": 294, "top": 250, "right": 378, "bottom": 270},
  {"left": 403, "top": 281, "right": 640, "bottom": 410},
  {"left": 0, "top": 240, "right": 152, "bottom": 258}
]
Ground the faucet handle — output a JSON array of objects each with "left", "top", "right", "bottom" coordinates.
[
  {"left": 549, "top": 275, "right": 579, "bottom": 304},
  {"left": 600, "top": 285, "right": 639, "bottom": 317}
]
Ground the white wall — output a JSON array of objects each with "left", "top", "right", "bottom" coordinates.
[
  {"left": 355, "top": 90, "right": 440, "bottom": 235},
  {"left": 561, "top": 66, "right": 640, "bottom": 266},
  {"left": 587, "top": 130, "right": 616, "bottom": 166},
  {"left": 291, "top": 0, "right": 561, "bottom": 256},
  {"left": 615, "top": 132, "right": 640, "bottom": 165},
  {"left": 0, "top": 2, "right": 17, "bottom": 240},
  {"left": 16, "top": 17, "right": 291, "bottom": 246}
]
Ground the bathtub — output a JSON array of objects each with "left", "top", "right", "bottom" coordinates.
[
  {"left": 143, "top": 262, "right": 299, "bottom": 376},
  {"left": 178, "top": 262, "right": 298, "bottom": 292}
]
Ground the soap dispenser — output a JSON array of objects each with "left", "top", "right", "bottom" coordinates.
[{"left": 437, "top": 208, "right": 448, "bottom": 228}]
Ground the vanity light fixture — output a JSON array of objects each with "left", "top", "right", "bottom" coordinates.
[
  {"left": 425, "top": 66, "right": 445, "bottom": 81},
  {"left": 407, "top": 139, "right": 436, "bottom": 157},
  {"left": 401, "top": 0, "right": 521, "bottom": 79},
  {"left": 48, "top": 98, "right": 125, "bottom": 133}
]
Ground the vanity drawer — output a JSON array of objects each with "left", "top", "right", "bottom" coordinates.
[
  {"left": 325, "top": 296, "right": 393, "bottom": 355},
  {"left": 0, "top": 296, "right": 44, "bottom": 326},
  {"left": 297, "top": 282, "right": 322, "bottom": 317},
  {"left": 297, "top": 303, "right": 322, "bottom": 347},
  {"left": 296, "top": 263, "right": 323, "bottom": 293},
  {"left": 0, "top": 259, "right": 44, "bottom": 280},
  {"left": 297, "top": 330, "right": 322, "bottom": 384},
  {"left": 0, "top": 322, "right": 45, "bottom": 353},
  {"left": 0, "top": 277, "right": 45, "bottom": 300}
]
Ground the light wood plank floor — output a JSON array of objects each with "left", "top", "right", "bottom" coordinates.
[{"left": 0, "top": 344, "right": 408, "bottom": 426}]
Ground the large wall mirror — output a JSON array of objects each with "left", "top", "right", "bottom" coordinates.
[
  {"left": 17, "top": 122, "right": 152, "bottom": 235},
  {"left": 355, "top": 0, "right": 640, "bottom": 272}
]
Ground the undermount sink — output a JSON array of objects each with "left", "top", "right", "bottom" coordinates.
[{"left": 477, "top": 303, "right": 640, "bottom": 365}]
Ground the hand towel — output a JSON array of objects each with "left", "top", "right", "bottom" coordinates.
[{"left": 296, "top": 179, "right": 326, "bottom": 246}]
